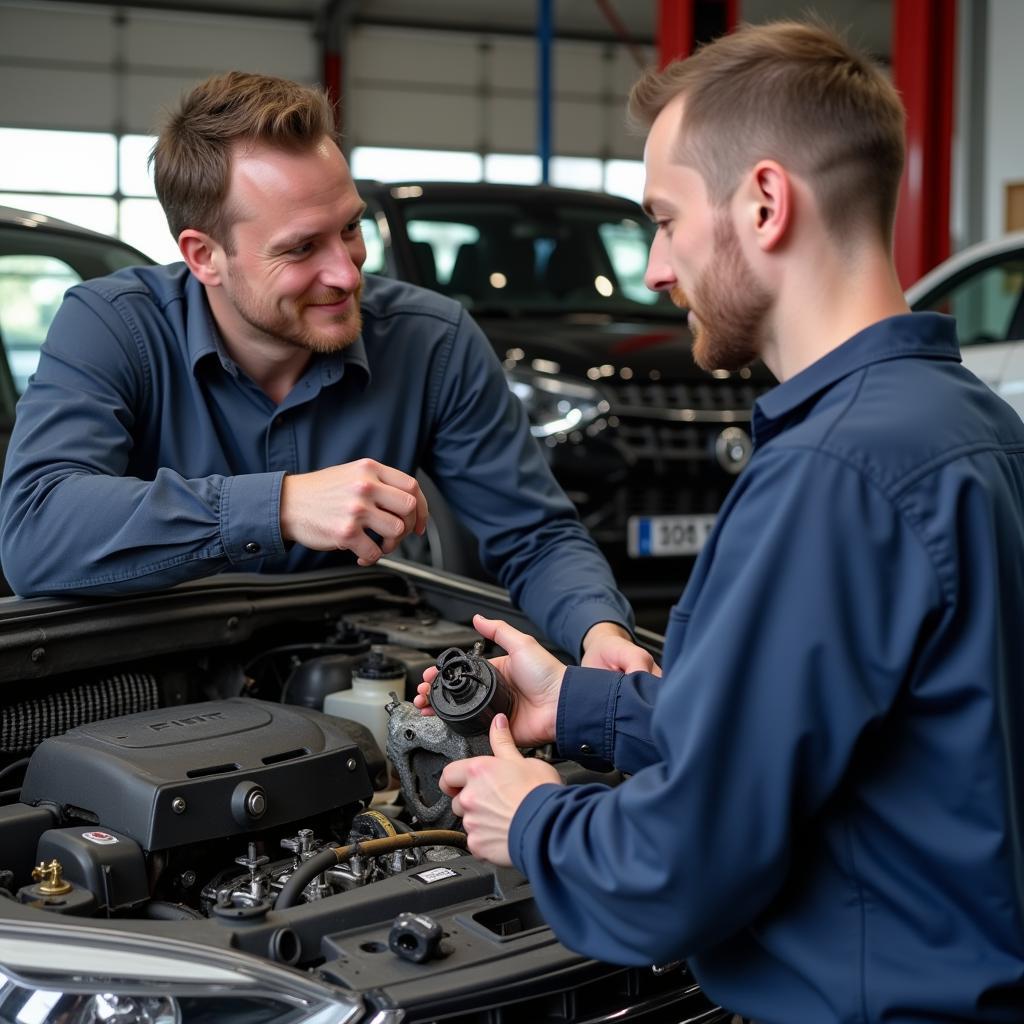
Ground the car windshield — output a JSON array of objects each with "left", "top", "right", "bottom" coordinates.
[{"left": 394, "top": 197, "right": 678, "bottom": 317}]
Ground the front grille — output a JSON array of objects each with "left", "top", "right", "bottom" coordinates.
[
  {"left": 598, "top": 378, "right": 768, "bottom": 476},
  {"left": 402, "top": 963, "right": 727, "bottom": 1024},
  {"left": 608, "top": 378, "right": 765, "bottom": 414}
]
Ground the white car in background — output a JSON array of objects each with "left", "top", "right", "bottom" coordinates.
[{"left": 907, "top": 233, "right": 1024, "bottom": 418}]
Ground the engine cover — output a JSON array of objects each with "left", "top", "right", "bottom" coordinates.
[{"left": 20, "top": 699, "right": 374, "bottom": 851}]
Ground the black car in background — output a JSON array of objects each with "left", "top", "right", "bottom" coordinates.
[
  {"left": 0, "top": 196, "right": 774, "bottom": 617},
  {"left": 357, "top": 183, "right": 774, "bottom": 612}
]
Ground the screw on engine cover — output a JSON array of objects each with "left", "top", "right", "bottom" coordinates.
[
  {"left": 226, "top": 616, "right": 239, "bottom": 630},
  {"left": 30, "top": 647, "right": 44, "bottom": 663},
  {"left": 179, "top": 870, "right": 197, "bottom": 889},
  {"left": 346, "top": 758, "right": 358, "bottom": 771},
  {"left": 171, "top": 797, "right": 187, "bottom": 814}
]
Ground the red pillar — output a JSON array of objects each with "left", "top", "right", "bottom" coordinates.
[
  {"left": 658, "top": 0, "right": 740, "bottom": 68},
  {"left": 659, "top": 0, "right": 693, "bottom": 67},
  {"left": 891, "top": 0, "right": 956, "bottom": 287}
]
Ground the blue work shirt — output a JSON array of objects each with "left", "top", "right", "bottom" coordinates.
[
  {"left": 0, "top": 265, "right": 632, "bottom": 655},
  {"left": 510, "top": 313, "right": 1024, "bottom": 1022}
]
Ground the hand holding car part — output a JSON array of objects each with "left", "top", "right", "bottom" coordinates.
[
  {"left": 279, "top": 458, "right": 428, "bottom": 565},
  {"left": 439, "top": 713, "right": 562, "bottom": 866},
  {"left": 415, "top": 613, "right": 566, "bottom": 749}
]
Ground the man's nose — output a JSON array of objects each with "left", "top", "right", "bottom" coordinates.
[
  {"left": 320, "top": 241, "right": 362, "bottom": 292},
  {"left": 643, "top": 233, "right": 676, "bottom": 293},
  {"left": 644, "top": 254, "right": 676, "bottom": 293}
]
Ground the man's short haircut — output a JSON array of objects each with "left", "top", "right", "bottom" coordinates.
[
  {"left": 151, "top": 71, "right": 340, "bottom": 250},
  {"left": 629, "top": 21, "right": 906, "bottom": 246}
]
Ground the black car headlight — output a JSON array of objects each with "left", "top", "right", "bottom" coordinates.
[
  {"left": 506, "top": 370, "right": 608, "bottom": 439},
  {"left": 0, "top": 922, "right": 362, "bottom": 1024}
]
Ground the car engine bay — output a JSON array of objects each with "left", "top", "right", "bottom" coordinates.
[{"left": 0, "top": 565, "right": 721, "bottom": 1023}]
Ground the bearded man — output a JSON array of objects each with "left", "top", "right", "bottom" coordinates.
[
  {"left": 421, "top": 21, "right": 1024, "bottom": 1022},
  {"left": 0, "top": 72, "right": 651, "bottom": 675}
]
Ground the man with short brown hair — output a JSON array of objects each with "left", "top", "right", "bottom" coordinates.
[
  {"left": 0, "top": 71, "right": 651, "bottom": 674},
  {"left": 425, "top": 21, "right": 1024, "bottom": 1020}
]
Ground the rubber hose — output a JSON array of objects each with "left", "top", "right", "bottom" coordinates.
[{"left": 275, "top": 829, "right": 467, "bottom": 910}]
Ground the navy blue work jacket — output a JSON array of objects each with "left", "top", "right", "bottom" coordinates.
[
  {"left": 0, "top": 265, "right": 632, "bottom": 656},
  {"left": 510, "top": 314, "right": 1024, "bottom": 1022}
]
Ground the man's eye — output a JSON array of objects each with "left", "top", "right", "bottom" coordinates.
[
  {"left": 344, "top": 220, "right": 363, "bottom": 234},
  {"left": 289, "top": 242, "right": 314, "bottom": 257}
]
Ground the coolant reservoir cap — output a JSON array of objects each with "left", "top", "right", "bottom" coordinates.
[{"left": 353, "top": 649, "right": 406, "bottom": 680}]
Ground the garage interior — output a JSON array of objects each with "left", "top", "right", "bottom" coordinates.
[
  {"left": 1, "top": 3, "right": 1024, "bottom": 1023},
  {"left": 1, "top": 0, "right": 1007, "bottom": 629}
]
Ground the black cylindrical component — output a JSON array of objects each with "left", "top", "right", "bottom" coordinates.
[
  {"left": 429, "top": 645, "right": 516, "bottom": 737},
  {"left": 389, "top": 911, "right": 444, "bottom": 963},
  {"left": 282, "top": 654, "right": 355, "bottom": 709}
]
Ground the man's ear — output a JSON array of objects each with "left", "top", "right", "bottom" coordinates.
[
  {"left": 178, "top": 229, "right": 224, "bottom": 286},
  {"left": 741, "top": 160, "right": 791, "bottom": 253}
]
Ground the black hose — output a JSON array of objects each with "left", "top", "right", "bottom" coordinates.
[
  {"left": 141, "top": 900, "right": 205, "bottom": 921},
  {"left": 0, "top": 758, "right": 29, "bottom": 785},
  {"left": 275, "top": 829, "right": 468, "bottom": 910}
]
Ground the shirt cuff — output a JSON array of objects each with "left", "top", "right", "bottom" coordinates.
[
  {"left": 220, "top": 472, "right": 287, "bottom": 565},
  {"left": 556, "top": 666, "right": 620, "bottom": 768},
  {"left": 508, "top": 782, "right": 565, "bottom": 876}
]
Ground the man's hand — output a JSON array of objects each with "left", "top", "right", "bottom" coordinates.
[
  {"left": 581, "top": 622, "right": 661, "bottom": 675},
  {"left": 414, "top": 614, "right": 566, "bottom": 748},
  {"left": 440, "top": 713, "right": 562, "bottom": 865},
  {"left": 279, "top": 459, "right": 428, "bottom": 565}
]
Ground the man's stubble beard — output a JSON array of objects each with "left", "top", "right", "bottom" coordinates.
[
  {"left": 672, "top": 215, "right": 772, "bottom": 373},
  {"left": 225, "top": 268, "right": 364, "bottom": 354}
]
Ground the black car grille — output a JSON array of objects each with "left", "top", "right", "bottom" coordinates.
[
  {"left": 400, "top": 963, "right": 727, "bottom": 1023},
  {"left": 602, "top": 378, "right": 765, "bottom": 473},
  {"left": 608, "top": 378, "right": 765, "bottom": 414}
]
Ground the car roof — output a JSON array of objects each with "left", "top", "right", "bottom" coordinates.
[
  {"left": 0, "top": 204, "right": 155, "bottom": 263},
  {"left": 355, "top": 179, "right": 644, "bottom": 210}
]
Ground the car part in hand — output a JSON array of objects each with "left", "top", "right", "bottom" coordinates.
[{"left": 428, "top": 642, "right": 516, "bottom": 737}]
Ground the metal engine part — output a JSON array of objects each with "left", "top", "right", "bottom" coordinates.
[{"left": 385, "top": 697, "right": 491, "bottom": 830}]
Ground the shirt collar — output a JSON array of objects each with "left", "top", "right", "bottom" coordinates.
[
  {"left": 752, "top": 312, "right": 961, "bottom": 446},
  {"left": 185, "top": 271, "right": 371, "bottom": 389}
]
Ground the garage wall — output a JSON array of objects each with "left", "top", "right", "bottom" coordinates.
[
  {"left": 344, "top": 25, "right": 650, "bottom": 160},
  {"left": 0, "top": 1, "right": 651, "bottom": 161},
  {"left": 0, "top": 1, "right": 317, "bottom": 135}
]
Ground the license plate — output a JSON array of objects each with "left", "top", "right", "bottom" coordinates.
[{"left": 627, "top": 514, "right": 716, "bottom": 557}]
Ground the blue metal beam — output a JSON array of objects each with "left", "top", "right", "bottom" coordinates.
[{"left": 538, "top": 0, "right": 553, "bottom": 184}]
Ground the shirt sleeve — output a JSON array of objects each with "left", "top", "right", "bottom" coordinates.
[
  {"left": 507, "top": 444, "right": 943, "bottom": 965},
  {"left": 422, "top": 308, "right": 634, "bottom": 656},
  {"left": 0, "top": 288, "right": 286, "bottom": 596}
]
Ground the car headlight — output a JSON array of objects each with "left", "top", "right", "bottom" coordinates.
[
  {"left": 506, "top": 370, "right": 608, "bottom": 439},
  {"left": 0, "top": 923, "right": 362, "bottom": 1024}
]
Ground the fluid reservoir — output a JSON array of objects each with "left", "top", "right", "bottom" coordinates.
[{"left": 323, "top": 648, "right": 407, "bottom": 772}]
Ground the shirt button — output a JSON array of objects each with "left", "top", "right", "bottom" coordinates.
[
  {"left": 580, "top": 743, "right": 592, "bottom": 755},
  {"left": 244, "top": 541, "right": 261, "bottom": 555}
]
